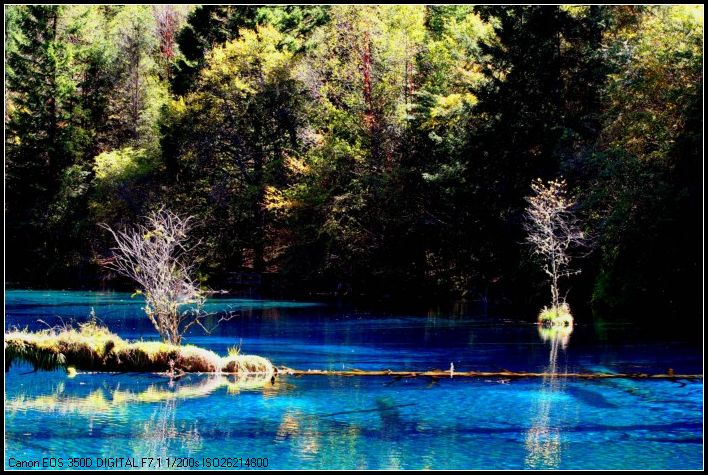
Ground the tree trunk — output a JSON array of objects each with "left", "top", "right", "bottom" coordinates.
[
  {"left": 550, "top": 252, "right": 559, "bottom": 310},
  {"left": 252, "top": 122, "right": 266, "bottom": 274},
  {"left": 47, "top": 11, "right": 58, "bottom": 171},
  {"left": 361, "top": 31, "right": 382, "bottom": 167},
  {"left": 253, "top": 183, "right": 265, "bottom": 273}
]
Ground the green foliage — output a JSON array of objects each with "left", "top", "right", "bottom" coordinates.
[
  {"left": 602, "top": 6, "right": 703, "bottom": 162},
  {"left": 4, "top": 5, "right": 702, "bottom": 322},
  {"left": 273, "top": 6, "right": 436, "bottom": 293},
  {"left": 89, "top": 146, "right": 161, "bottom": 227},
  {"left": 165, "top": 24, "right": 304, "bottom": 274},
  {"left": 93, "top": 147, "right": 156, "bottom": 182},
  {"left": 171, "top": 5, "right": 328, "bottom": 95},
  {"left": 6, "top": 6, "right": 92, "bottom": 283},
  {"left": 107, "top": 6, "right": 170, "bottom": 148},
  {"left": 585, "top": 6, "right": 703, "bottom": 317}
]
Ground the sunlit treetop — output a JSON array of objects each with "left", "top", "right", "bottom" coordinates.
[{"left": 199, "top": 25, "right": 292, "bottom": 97}]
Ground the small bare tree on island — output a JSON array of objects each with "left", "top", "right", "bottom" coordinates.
[
  {"left": 102, "top": 208, "right": 218, "bottom": 345},
  {"left": 524, "top": 178, "right": 586, "bottom": 325}
]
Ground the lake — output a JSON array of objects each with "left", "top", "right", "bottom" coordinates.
[{"left": 4, "top": 290, "right": 703, "bottom": 469}]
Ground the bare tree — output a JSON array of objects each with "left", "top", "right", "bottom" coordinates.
[
  {"left": 102, "top": 208, "right": 210, "bottom": 345},
  {"left": 153, "top": 5, "right": 183, "bottom": 78},
  {"left": 524, "top": 178, "right": 586, "bottom": 313}
]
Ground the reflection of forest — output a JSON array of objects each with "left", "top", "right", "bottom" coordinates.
[
  {"left": 6, "top": 373, "right": 294, "bottom": 464},
  {"left": 525, "top": 325, "right": 572, "bottom": 469},
  {"left": 4, "top": 373, "right": 280, "bottom": 415}
]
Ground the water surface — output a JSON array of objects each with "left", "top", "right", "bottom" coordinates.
[{"left": 4, "top": 291, "right": 703, "bottom": 470}]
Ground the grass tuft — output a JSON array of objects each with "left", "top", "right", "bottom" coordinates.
[
  {"left": 221, "top": 354, "right": 273, "bottom": 374},
  {"left": 538, "top": 303, "right": 574, "bottom": 326},
  {"left": 227, "top": 342, "right": 242, "bottom": 357}
]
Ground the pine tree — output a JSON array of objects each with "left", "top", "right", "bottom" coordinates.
[{"left": 6, "top": 5, "right": 85, "bottom": 283}]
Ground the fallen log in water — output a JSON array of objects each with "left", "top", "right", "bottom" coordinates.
[
  {"left": 277, "top": 367, "right": 703, "bottom": 380},
  {"left": 5, "top": 325, "right": 700, "bottom": 381}
]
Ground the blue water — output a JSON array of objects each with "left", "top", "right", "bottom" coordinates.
[{"left": 4, "top": 290, "right": 703, "bottom": 469}]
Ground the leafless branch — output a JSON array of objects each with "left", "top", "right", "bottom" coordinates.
[
  {"left": 524, "top": 178, "right": 587, "bottom": 309},
  {"left": 101, "top": 207, "right": 228, "bottom": 345}
]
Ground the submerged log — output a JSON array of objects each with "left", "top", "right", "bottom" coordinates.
[{"left": 277, "top": 367, "right": 703, "bottom": 380}]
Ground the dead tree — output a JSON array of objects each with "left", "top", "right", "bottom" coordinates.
[
  {"left": 102, "top": 208, "right": 211, "bottom": 345},
  {"left": 153, "top": 5, "right": 182, "bottom": 78},
  {"left": 524, "top": 178, "right": 586, "bottom": 311}
]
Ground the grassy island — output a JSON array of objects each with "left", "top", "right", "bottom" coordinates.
[
  {"left": 537, "top": 303, "right": 573, "bottom": 327},
  {"left": 5, "top": 321, "right": 273, "bottom": 375}
]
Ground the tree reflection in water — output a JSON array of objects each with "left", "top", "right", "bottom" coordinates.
[
  {"left": 274, "top": 396, "right": 415, "bottom": 468},
  {"left": 135, "top": 398, "right": 199, "bottom": 459},
  {"left": 525, "top": 324, "right": 573, "bottom": 469}
]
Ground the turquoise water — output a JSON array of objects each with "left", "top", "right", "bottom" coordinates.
[{"left": 4, "top": 291, "right": 703, "bottom": 470}]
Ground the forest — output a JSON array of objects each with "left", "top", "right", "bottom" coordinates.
[{"left": 4, "top": 5, "right": 703, "bottom": 321}]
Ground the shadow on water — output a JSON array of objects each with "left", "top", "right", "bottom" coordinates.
[
  {"left": 307, "top": 400, "right": 416, "bottom": 420},
  {"left": 565, "top": 386, "right": 618, "bottom": 409},
  {"left": 272, "top": 397, "right": 414, "bottom": 468}
]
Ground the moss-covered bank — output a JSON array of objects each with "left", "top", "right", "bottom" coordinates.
[{"left": 5, "top": 321, "right": 273, "bottom": 375}]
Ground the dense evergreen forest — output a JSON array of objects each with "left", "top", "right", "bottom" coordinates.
[{"left": 5, "top": 5, "right": 703, "bottom": 320}]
